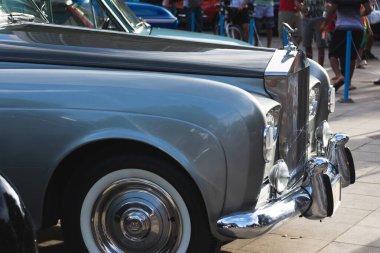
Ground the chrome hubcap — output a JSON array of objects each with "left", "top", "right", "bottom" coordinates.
[
  {"left": 91, "top": 178, "right": 182, "bottom": 252},
  {"left": 122, "top": 210, "right": 151, "bottom": 240}
]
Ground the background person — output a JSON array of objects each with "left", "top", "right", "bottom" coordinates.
[
  {"left": 355, "top": 16, "right": 372, "bottom": 68},
  {"left": 321, "top": 0, "right": 372, "bottom": 91},
  {"left": 230, "top": 0, "right": 250, "bottom": 41},
  {"left": 278, "top": 0, "right": 303, "bottom": 45},
  {"left": 301, "top": 0, "right": 326, "bottom": 66},
  {"left": 254, "top": 0, "right": 275, "bottom": 47},
  {"left": 184, "top": 0, "right": 203, "bottom": 32},
  {"left": 365, "top": 0, "right": 379, "bottom": 60}
]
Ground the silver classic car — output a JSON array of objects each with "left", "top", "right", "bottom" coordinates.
[{"left": 0, "top": 1, "right": 355, "bottom": 253}]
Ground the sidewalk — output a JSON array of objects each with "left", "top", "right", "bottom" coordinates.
[{"left": 222, "top": 39, "right": 380, "bottom": 253}]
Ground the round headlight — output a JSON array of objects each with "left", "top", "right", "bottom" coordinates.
[
  {"left": 309, "top": 86, "right": 320, "bottom": 118},
  {"left": 315, "top": 121, "right": 332, "bottom": 149},
  {"left": 268, "top": 159, "right": 290, "bottom": 193},
  {"left": 329, "top": 85, "right": 336, "bottom": 113},
  {"left": 263, "top": 106, "right": 280, "bottom": 163}
]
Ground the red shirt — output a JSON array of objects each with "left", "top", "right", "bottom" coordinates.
[{"left": 279, "top": 0, "right": 296, "bottom": 11}]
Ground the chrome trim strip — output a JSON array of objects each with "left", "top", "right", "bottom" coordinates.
[
  {"left": 302, "top": 157, "right": 340, "bottom": 219},
  {"left": 264, "top": 49, "right": 297, "bottom": 76},
  {"left": 327, "top": 134, "right": 354, "bottom": 187},
  {"left": 141, "top": 18, "right": 177, "bottom": 24},
  {"left": 328, "top": 85, "right": 336, "bottom": 113},
  {"left": 100, "top": 0, "right": 130, "bottom": 32},
  {"left": 216, "top": 187, "right": 311, "bottom": 239},
  {"left": 216, "top": 149, "right": 348, "bottom": 238}
]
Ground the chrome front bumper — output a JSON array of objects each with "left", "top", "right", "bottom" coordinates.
[{"left": 216, "top": 133, "right": 355, "bottom": 239}]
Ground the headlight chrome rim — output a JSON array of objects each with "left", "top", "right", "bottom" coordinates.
[
  {"left": 328, "top": 85, "right": 336, "bottom": 113},
  {"left": 268, "top": 159, "right": 290, "bottom": 193},
  {"left": 263, "top": 106, "right": 281, "bottom": 163},
  {"left": 309, "top": 85, "right": 320, "bottom": 119}
]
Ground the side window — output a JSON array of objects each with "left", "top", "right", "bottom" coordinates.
[
  {"left": 91, "top": 0, "right": 118, "bottom": 30},
  {"left": 0, "top": 0, "right": 45, "bottom": 20},
  {"left": 49, "top": 0, "right": 119, "bottom": 31},
  {"left": 50, "top": 0, "right": 95, "bottom": 28}
]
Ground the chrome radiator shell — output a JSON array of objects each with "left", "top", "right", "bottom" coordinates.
[{"left": 264, "top": 49, "right": 310, "bottom": 187}]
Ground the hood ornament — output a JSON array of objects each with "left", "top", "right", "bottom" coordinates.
[{"left": 282, "top": 23, "right": 297, "bottom": 53}]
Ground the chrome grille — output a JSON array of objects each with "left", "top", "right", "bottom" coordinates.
[{"left": 264, "top": 49, "right": 310, "bottom": 188}]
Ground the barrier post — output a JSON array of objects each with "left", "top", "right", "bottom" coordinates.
[
  {"left": 283, "top": 30, "right": 288, "bottom": 47},
  {"left": 339, "top": 30, "right": 354, "bottom": 103},
  {"left": 249, "top": 16, "right": 255, "bottom": 45},
  {"left": 219, "top": 6, "right": 224, "bottom": 36},
  {"left": 191, "top": 11, "right": 195, "bottom": 32}
]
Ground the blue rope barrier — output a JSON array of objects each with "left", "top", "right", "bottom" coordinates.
[
  {"left": 283, "top": 30, "right": 288, "bottom": 47},
  {"left": 219, "top": 12, "right": 224, "bottom": 36},
  {"left": 343, "top": 30, "right": 352, "bottom": 101},
  {"left": 249, "top": 17, "right": 255, "bottom": 45},
  {"left": 191, "top": 11, "right": 195, "bottom": 32}
]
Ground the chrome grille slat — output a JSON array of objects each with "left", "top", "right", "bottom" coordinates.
[{"left": 264, "top": 49, "right": 310, "bottom": 188}]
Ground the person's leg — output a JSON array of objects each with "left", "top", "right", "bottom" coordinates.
[
  {"left": 253, "top": 6, "right": 263, "bottom": 46},
  {"left": 318, "top": 47, "right": 325, "bottom": 66},
  {"left": 314, "top": 17, "right": 325, "bottom": 66},
  {"left": 243, "top": 23, "right": 250, "bottom": 42},
  {"left": 349, "top": 60, "right": 356, "bottom": 87},
  {"left": 293, "top": 12, "right": 302, "bottom": 45},
  {"left": 266, "top": 28, "right": 273, "bottom": 47},
  {"left": 278, "top": 11, "right": 284, "bottom": 43},
  {"left": 365, "top": 24, "right": 377, "bottom": 60},
  {"left": 329, "top": 30, "right": 345, "bottom": 86},
  {"left": 254, "top": 20, "right": 261, "bottom": 46},
  {"left": 241, "top": 8, "right": 250, "bottom": 42},
  {"left": 302, "top": 18, "right": 313, "bottom": 59},
  {"left": 254, "top": 16, "right": 263, "bottom": 46},
  {"left": 185, "top": 7, "right": 191, "bottom": 31},
  {"left": 278, "top": 11, "right": 291, "bottom": 46},
  {"left": 348, "top": 30, "right": 364, "bottom": 89},
  {"left": 265, "top": 6, "right": 275, "bottom": 48},
  {"left": 330, "top": 56, "right": 344, "bottom": 82},
  {"left": 306, "top": 47, "right": 313, "bottom": 59},
  {"left": 195, "top": 6, "right": 203, "bottom": 32},
  {"left": 254, "top": 30, "right": 259, "bottom": 46}
]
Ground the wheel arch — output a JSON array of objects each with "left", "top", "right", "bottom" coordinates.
[{"left": 42, "top": 138, "right": 217, "bottom": 236}]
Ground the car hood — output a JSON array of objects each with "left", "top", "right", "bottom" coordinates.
[
  {"left": 150, "top": 27, "right": 251, "bottom": 47},
  {"left": 0, "top": 23, "right": 275, "bottom": 78}
]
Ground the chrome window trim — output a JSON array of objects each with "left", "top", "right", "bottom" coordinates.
[{"left": 99, "top": 0, "right": 130, "bottom": 32}]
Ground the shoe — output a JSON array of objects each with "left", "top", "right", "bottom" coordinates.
[
  {"left": 366, "top": 51, "right": 378, "bottom": 60},
  {"left": 374, "top": 79, "right": 380, "bottom": 85},
  {"left": 361, "top": 59, "right": 368, "bottom": 65},
  {"left": 333, "top": 79, "right": 344, "bottom": 92},
  {"left": 349, "top": 86, "right": 357, "bottom": 90},
  {"left": 356, "top": 64, "right": 365, "bottom": 69}
]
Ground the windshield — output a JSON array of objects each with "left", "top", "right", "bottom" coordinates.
[
  {"left": 34, "top": 0, "right": 148, "bottom": 33},
  {"left": 108, "top": 0, "right": 146, "bottom": 32},
  {"left": 0, "top": 0, "right": 46, "bottom": 22}
]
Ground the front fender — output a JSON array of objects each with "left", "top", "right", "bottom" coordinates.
[
  {"left": 309, "top": 58, "right": 332, "bottom": 122},
  {"left": 55, "top": 114, "right": 227, "bottom": 237}
]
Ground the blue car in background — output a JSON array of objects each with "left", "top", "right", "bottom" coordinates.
[{"left": 126, "top": 1, "right": 178, "bottom": 29}]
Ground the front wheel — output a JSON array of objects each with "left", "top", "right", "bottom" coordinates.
[
  {"left": 226, "top": 25, "right": 243, "bottom": 40},
  {"left": 62, "top": 153, "right": 220, "bottom": 253}
]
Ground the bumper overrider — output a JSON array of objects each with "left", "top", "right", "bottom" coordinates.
[{"left": 216, "top": 125, "right": 355, "bottom": 239}]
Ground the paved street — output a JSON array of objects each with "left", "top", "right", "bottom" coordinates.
[{"left": 38, "top": 39, "right": 380, "bottom": 253}]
